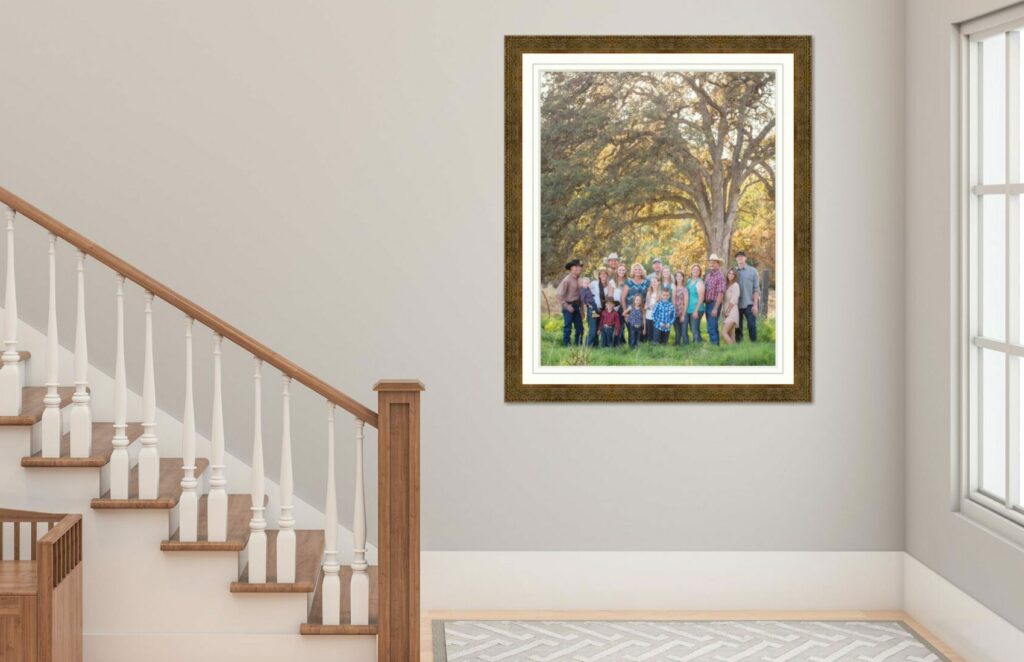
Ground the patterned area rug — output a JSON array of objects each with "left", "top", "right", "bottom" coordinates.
[{"left": 431, "top": 620, "right": 950, "bottom": 661}]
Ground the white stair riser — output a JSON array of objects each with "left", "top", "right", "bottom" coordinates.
[{"left": 87, "top": 511, "right": 311, "bottom": 633}]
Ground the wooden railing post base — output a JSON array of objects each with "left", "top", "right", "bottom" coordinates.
[{"left": 374, "top": 380, "right": 423, "bottom": 662}]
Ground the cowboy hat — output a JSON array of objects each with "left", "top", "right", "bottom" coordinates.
[
  {"left": 708, "top": 253, "right": 723, "bottom": 264},
  {"left": 606, "top": 252, "right": 620, "bottom": 261}
]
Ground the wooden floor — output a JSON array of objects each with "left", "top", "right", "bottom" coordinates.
[{"left": 420, "top": 610, "right": 964, "bottom": 662}]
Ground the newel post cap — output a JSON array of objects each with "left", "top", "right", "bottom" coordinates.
[{"left": 373, "top": 379, "right": 426, "bottom": 392}]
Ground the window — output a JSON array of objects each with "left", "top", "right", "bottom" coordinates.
[{"left": 961, "top": 7, "right": 1024, "bottom": 540}]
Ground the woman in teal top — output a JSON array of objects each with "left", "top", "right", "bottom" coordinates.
[
  {"left": 621, "top": 263, "right": 650, "bottom": 310},
  {"left": 686, "top": 264, "right": 706, "bottom": 344}
]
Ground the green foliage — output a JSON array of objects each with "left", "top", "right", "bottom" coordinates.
[
  {"left": 540, "top": 316, "right": 776, "bottom": 367},
  {"left": 564, "top": 345, "right": 593, "bottom": 366},
  {"left": 542, "top": 316, "right": 563, "bottom": 333}
]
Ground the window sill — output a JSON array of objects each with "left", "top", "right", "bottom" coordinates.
[{"left": 958, "top": 496, "right": 1024, "bottom": 553}]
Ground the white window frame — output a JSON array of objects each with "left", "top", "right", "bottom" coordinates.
[{"left": 959, "top": 5, "right": 1024, "bottom": 546}]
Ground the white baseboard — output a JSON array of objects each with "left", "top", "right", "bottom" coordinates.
[
  {"left": 85, "top": 633, "right": 374, "bottom": 662},
  {"left": 422, "top": 551, "right": 904, "bottom": 611},
  {"left": 75, "top": 552, "right": 1024, "bottom": 661},
  {"left": 904, "top": 554, "right": 1024, "bottom": 662}
]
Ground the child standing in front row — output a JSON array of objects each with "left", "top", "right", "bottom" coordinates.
[
  {"left": 625, "top": 294, "right": 645, "bottom": 348},
  {"left": 652, "top": 288, "right": 676, "bottom": 344},
  {"left": 598, "top": 299, "right": 621, "bottom": 347},
  {"left": 643, "top": 280, "right": 658, "bottom": 342}
]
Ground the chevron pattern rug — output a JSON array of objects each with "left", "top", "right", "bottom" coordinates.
[{"left": 431, "top": 620, "right": 950, "bottom": 661}]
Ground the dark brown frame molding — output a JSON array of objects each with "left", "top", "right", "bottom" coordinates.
[{"left": 505, "top": 35, "right": 812, "bottom": 403}]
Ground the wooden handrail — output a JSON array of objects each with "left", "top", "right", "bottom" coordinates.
[
  {"left": 0, "top": 507, "right": 65, "bottom": 522},
  {"left": 0, "top": 186, "right": 378, "bottom": 428},
  {"left": 37, "top": 513, "right": 80, "bottom": 548},
  {"left": 0, "top": 508, "right": 65, "bottom": 561}
]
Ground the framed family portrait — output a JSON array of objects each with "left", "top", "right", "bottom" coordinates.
[{"left": 505, "top": 35, "right": 812, "bottom": 402}]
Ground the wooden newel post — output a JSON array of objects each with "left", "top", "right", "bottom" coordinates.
[{"left": 374, "top": 379, "right": 423, "bottom": 662}]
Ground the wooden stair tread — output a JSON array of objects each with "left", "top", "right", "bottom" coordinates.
[
  {"left": 21, "top": 422, "right": 143, "bottom": 467},
  {"left": 91, "top": 457, "right": 209, "bottom": 509},
  {"left": 161, "top": 494, "right": 264, "bottom": 551},
  {"left": 0, "top": 386, "right": 75, "bottom": 426},
  {"left": 300, "top": 565, "right": 378, "bottom": 635},
  {"left": 0, "top": 561, "right": 38, "bottom": 596},
  {"left": 230, "top": 529, "right": 324, "bottom": 593}
]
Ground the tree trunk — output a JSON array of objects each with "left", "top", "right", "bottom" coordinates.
[
  {"left": 705, "top": 213, "right": 732, "bottom": 263},
  {"left": 709, "top": 234, "right": 731, "bottom": 265}
]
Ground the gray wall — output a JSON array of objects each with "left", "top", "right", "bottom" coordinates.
[
  {"left": 905, "top": 0, "right": 1024, "bottom": 632},
  {"left": 0, "top": 0, "right": 905, "bottom": 551}
]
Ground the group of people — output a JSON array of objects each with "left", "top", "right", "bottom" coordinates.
[{"left": 554, "top": 251, "right": 762, "bottom": 349}]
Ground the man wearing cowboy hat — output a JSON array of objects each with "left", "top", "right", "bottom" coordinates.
[
  {"left": 704, "top": 253, "right": 726, "bottom": 346},
  {"left": 556, "top": 258, "right": 585, "bottom": 346},
  {"left": 603, "top": 252, "right": 621, "bottom": 287}
]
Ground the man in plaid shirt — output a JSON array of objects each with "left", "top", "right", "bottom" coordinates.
[{"left": 703, "top": 253, "right": 726, "bottom": 345}]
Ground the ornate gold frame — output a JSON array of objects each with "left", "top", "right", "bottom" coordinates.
[{"left": 505, "top": 35, "right": 812, "bottom": 402}]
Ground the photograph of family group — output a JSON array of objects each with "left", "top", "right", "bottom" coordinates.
[
  {"left": 506, "top": 36, "right": 811, "bottom": 401},
  {"left": 537, "top": 65, "right": 778, "bottom": 368},
  {"left": 550, "top": 250, "right": 771, "bottom": 366}
]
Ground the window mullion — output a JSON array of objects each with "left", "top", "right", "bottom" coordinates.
[
  {"left": 1005, "top": 31, "right": 1021, "bottom": 508},
  {"left": 967, "top": 38, "right": 981, "bottom": 497},
  {"left": 975, "top": 39, "right": 985, "bottom": 495}
]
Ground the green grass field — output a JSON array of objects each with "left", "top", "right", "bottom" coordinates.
[{"left": 540, "top": 314, "right": 776, "bottom": 367}]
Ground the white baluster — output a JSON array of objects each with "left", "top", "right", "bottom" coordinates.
[
  {"left": 138, "top": 291, "right": 160, "bottom": 499},
  {"left": 69, "top": 250, "right": 92, "bottom": 458},
  {"left": 41, "top": 234, "right": 62, "bottom": 457},
  {"left": 350, "top": 418, "right": 369, "bottom": 626},
  {"left": 110, "top": 276, "right": 129, "bottom": 499},
  {"left": 178, "top": 316, "right": 198, "bottom": 542},
  {"left": 207, "top": 333, "right": 228, "bottom": 542},
  {"left": 276, "top": 375, "right": 296, "bottom": 582},
  {"left": 322, "top": 403, "right": 340, "bottom": 626},
  {"left": 0, "top": 207, "right": 20, "bottom": 416},
  {"left": 248, "top": 358, "right": 267, "bottom": 583}
]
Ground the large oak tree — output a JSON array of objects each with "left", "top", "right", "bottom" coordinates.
[{"left": 541, "top": 71, "right": 775, "bottom": 281}]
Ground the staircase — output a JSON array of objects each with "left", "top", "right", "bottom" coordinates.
[{"left": 0, "top": 187, "right": 421, "bottom": 662}]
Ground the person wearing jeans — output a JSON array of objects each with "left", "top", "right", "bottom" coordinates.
[
  {"left": 685, "top": 264, "right": 705, "bottom": 344},
  {"left": 733, "top": 251, "right": 761, "bottom": 343},
  {"left": 579, "top": 276, "right": 599, "bottom": 347},
  {"left": 703, "top": 253, "right": 726, "bottom": 346},
  {"left": 587, "top": 268, "right": 611, "bottom": 347},
  {"left": 556, "top": 258, "right": 584, "bottom": 346},
  {"left": 651, "top": 288, "right": 675, "bottom": 344},
  {"left": 672, "top": 271, "right": 689, "bottom": 345},
  {"left": 598, "top": 299, "right": 621, "bottom": 347},
  {"left": 620, "top": 263, "right": 649, "bottom": 345},
  {"left": 624, "top": 294, "right": 644, "bottom": 348}
]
